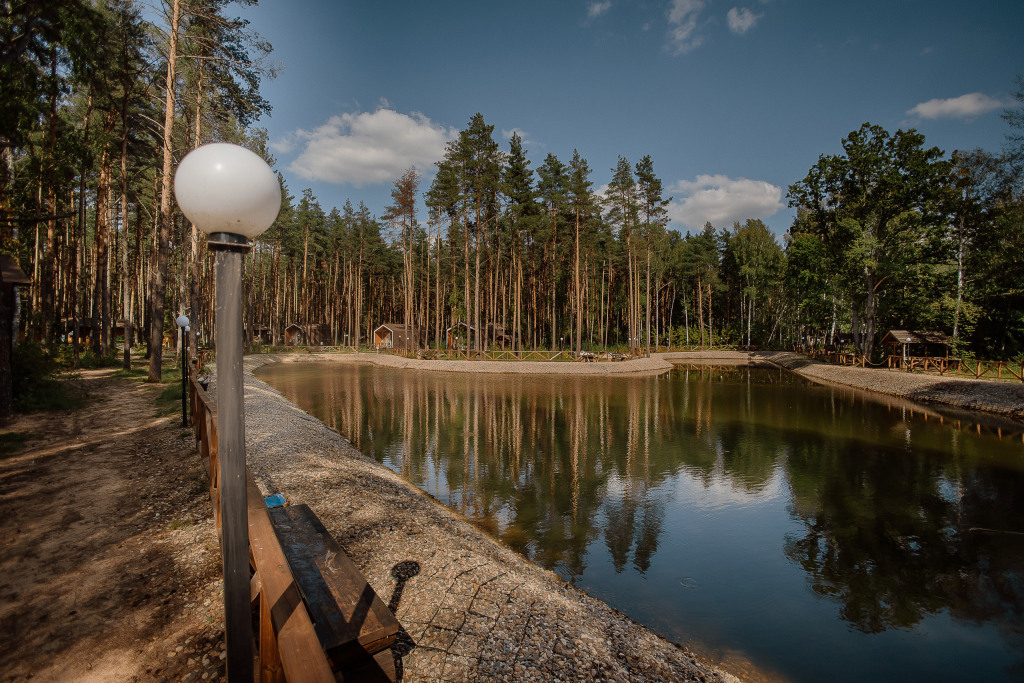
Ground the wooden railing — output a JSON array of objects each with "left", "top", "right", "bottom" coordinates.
[
  {"left": 189, "top": 374, "right": 337, "bottom": 682},
  {"left": 189, "top": 373, "right": 401, "bottom": 681},
  {"left": 796, "top": 347, "right": 869, "bottom": 367},
  {"left": 793, "top": 346, "right": 1024, "bottom": 383},
  {"left": 886, "top": 356, "right": 1024, "bottom": 382}
]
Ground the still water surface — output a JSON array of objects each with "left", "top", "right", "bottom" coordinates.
[{"left": 256, "top": 362, "right": 1024, "bottom": 682}]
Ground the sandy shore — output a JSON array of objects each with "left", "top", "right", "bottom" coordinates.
[
  {"left": 292, "top": 350, "right": 677, "bottom": 375},
  {"left": 237, "top": 354, "right": 739, "bottom": 682}
]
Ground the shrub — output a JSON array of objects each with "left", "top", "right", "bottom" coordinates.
[{"left": 12, "top": 341, "right": 84, "bottom": 412}]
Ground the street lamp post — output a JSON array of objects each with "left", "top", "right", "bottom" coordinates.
[
  {"left": 176, "top": 314, "right": 189, "bottom": 427},
  {"left": 174, "top": 143, "right": 281, "bottom": 682}
]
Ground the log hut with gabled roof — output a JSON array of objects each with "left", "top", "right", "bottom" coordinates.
[
  {"left": 445, "top": 322, "right": 512, "bottom": 350},
  {"left": 373, "top": 323, "right": 419, "bottom": 350},
  {"left": 283, "top": 323, "right": 304, "bottom": 346},
  {"left": 0, "top": 255, "right": 31, "bottom": 418}
]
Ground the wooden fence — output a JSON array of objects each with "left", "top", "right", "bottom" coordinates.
[
  {"left": 796, "top": 347, "right": 868, "bottom": 367},
  {"left": 886, "top": 356, "right": 1024, "bottom": 382},
  {"left": 188, "top": 372, "right": 400, "bottom": 681},
  {"left": 379, "top": 347, "right": 636, "bottom": 362},
  {"left": 795, "top": 346, "right": 1024, "bottom": 383}
]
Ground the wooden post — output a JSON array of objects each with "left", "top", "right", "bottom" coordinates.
[
  {"left": 212, "top": 235, "right": 254, "bottom": 681},
  {"left": 0, "top": 256, "right": 30, "bottom": 420}
]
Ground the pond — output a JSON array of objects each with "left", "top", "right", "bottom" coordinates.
[{"left": 255, "top": 361, "right": 1024, "bottom": 682}]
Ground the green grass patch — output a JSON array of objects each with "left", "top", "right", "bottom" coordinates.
[
  {"left": 15, "top": 376, "right": 87, "bottom": 412},
  {"left": 155, "top": 382, "right": 183, "bottom": 415},
  {"left": 186, "top": 468, "right": 208, "bottom": 495},
  {"left": 12, "top": 342, "right": 87, "bottom": 413},
  {"left": 0, "top": 432, "right": 29, "bottom": 459},
  {"left": 112, "top": 367, "right": 149, "bottom": 380},
  {"left": 168, "top": 517, "right": 194, "bottom": 531}
]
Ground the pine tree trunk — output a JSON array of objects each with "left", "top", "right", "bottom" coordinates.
[
  {"left": 574, "top": 208, "right": 581, "bottom": 355},
  {"left": 149, "top": 0, "right": 180, "bottom": 382}
]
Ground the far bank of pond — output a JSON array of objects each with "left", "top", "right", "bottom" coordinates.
[{"left": 255, "top": 354, "right": 1024, "bottom": 682}]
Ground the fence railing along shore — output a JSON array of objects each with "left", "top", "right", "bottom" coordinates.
[
  {"left": 794, "top": 346, "right": 1024, "bottom": 383},
  {"left": 209, "top": 341, "right": 1022, "bottom": 382},
  {"left": 188, "top": 369, "right": 401, "bottom": 681}
]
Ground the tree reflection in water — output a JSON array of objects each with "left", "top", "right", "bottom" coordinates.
[{"left": 786, "top": 433, "right": 1024, "bottom": 635}]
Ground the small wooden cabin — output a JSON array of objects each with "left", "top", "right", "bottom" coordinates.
[
  {"left": 486, "top": 323, "right": 512, "bottom": 347},
  {"left": 0, "top": 256, "right": 31, "bottom": 418},
  {"left": 250, "top": 326, "right": 272, "bottom": 344},
  {"left": 374, "top": 323, "right": 418, "bottom": 350},
  {"left": 281, "top": 323, "right": 331, "bottom": 346},
  {"left": 308, "top": 323, "right": 331, "bottom": 346},
  {"left": 445, "top": 322, "right": 511, "bottom": 350},
  {"left": 880, "top": 330, "right": 953, "bottom": 360},
  {"left": 446, "top": 322, "right": 471, "bottom": 350},
  {"left": 60, "top": 317, "right": 130, "bottom": 341},
  {"left": 284, "top": 323, "right": 304, "bottom": 346}
]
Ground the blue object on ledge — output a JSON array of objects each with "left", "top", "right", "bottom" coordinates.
[{"left": 264, "top": 493, "right": 287, "bottom": 509}]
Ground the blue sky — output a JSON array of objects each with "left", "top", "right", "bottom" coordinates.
[{"left": 235, "top": 0, "right": 1024, "bottom": 237}]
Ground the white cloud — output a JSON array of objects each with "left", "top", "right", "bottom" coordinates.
[
  {"left": 667, "top": 0, "right": 706, "bottom": 54},
  {"left": 906, "top": 93, "right": 1005, "bottom": 120},
  {"left": 588, "top": 1, "right": 612, "bottom": 18},
  {"left": 668, "top": 174, "right": 784, "bottom": 230},
  {"left": 727, "top": 7, "right": 761, "bottom": 34},
  {"left": 284, "top": 109, "right": 456, "bottom": 187},
  {"left": 501, "top": 127, "right": 543, "bottom": 151},
  {"left": 269, "top": 137, "right": 295, "bottom": 155}
]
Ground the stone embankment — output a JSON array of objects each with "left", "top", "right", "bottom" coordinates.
[{"left": 239, "top": 354, "right": 738, "bottom": 683}]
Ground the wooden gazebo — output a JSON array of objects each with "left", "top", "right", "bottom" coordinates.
[
  {"left": 881, "top": 330, "right": 952, "bottom": 357},
  {"left": 881, "top": 330, "right": 956, "bottom": 371}
]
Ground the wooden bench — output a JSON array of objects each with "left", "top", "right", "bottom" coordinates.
[{"left": 267, "top": 504, "right": 401, "bottom": 680}]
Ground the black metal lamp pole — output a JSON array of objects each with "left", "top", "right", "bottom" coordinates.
[{"left": 177, "top": 314, "right": 189, "bottom": 427}]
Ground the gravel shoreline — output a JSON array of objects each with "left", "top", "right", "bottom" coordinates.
[
  {"left": 235, "top": 353, "right": 739, "bottom": 683},
  {"left": 753, "top": 351, "right": 1024, "bottom": 421}
]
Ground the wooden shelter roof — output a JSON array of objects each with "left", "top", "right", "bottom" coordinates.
[
  {"left": 881, "top": 330, "right": 951, "bottom": 346},
  {"left": 0, "top": 255, "right": 30, "bottom": 285},
  {"left": 375, "top": 323, "right": 414, "bottom": 335}
]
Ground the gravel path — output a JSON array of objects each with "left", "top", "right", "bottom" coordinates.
[
  {"left": 753, "top": 351, "right": 1024, "bottom": 420},
  {"left": 235, "top": 354, "right": 736, "bottom": 683}
]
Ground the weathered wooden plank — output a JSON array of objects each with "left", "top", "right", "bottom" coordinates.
[
  {"left": 246, "top": 476, "right": 336, "bottom": 682},
  {"left": 258, "top": 580, "right": 286, "bottom": 683},
  {"left": 267, "top": 504, "right": 400, "bottom": 669}
]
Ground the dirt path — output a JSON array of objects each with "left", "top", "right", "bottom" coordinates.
[{"left": 0, "top": 368, "right": 225, "bottom": 682}]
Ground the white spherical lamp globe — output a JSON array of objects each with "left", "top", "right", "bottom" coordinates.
[
  {"left": 176, "top": 314, "right": 190, "bottom": 328},
  {"left": 174, "top": 143, "right": 281, "bottom": 239}
]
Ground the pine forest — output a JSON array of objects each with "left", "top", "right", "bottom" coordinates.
[{"left": 3, "top": 0, "right": 1024, "bottom": 389}]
